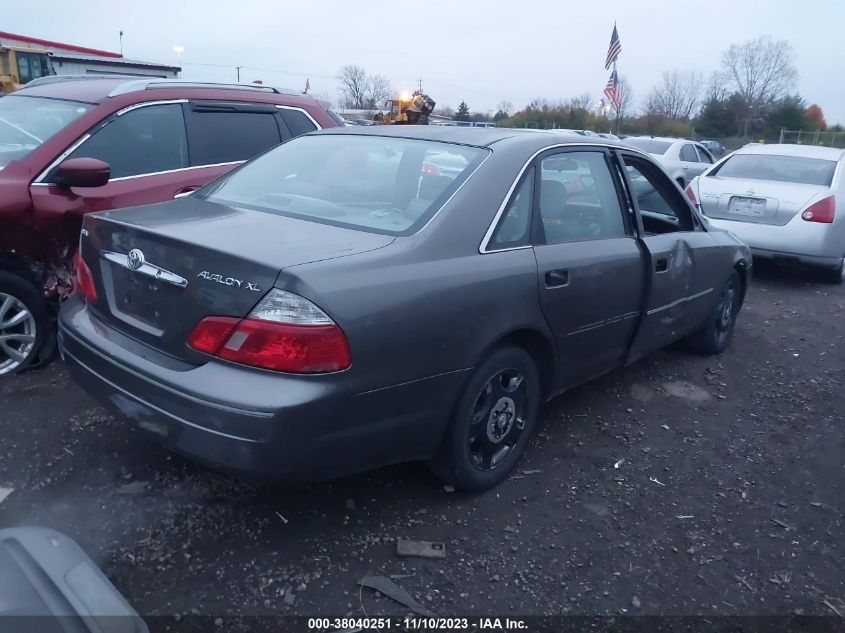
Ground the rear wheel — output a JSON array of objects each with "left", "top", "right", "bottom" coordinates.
[
  {"left": 686, "top": 271, "right": 741, "bottom": 355},
  {"left": 429, "top": 347, "right": 540, "bottom": 491},
  {"left": 0, "top": 272, "right": 47, "bottom": 376}
]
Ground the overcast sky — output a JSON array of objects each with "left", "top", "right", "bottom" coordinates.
[{"left": 5, "top": 0, "right": 844, "bottom": 124}]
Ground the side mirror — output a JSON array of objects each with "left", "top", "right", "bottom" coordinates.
[{"left": 56, "top": 158, "right": 110, "bottom": 188}]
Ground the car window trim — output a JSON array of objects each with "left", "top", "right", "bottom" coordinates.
[
  {"left": 479, "top": 143, "right": 651, "bottom": 254},
  {"left": 33, "top": 99, "right": 189, "bottom": 184},
  {"left": 275, "top": 105, "right": 322, "bottom": 130}
]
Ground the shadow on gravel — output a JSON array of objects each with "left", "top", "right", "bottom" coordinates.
[{"left": 751, "top": 258, "right": 838, "bottom": 289}]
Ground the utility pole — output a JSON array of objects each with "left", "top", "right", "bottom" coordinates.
[
  {"left": 418, "top": 78, "right": 423, "bottom": 92},
  {"left": 119, "top": 30, "right": 124, "bottom": 55},
  {"left": 236, "top": 66, "right": 242, "bottom": 82}
]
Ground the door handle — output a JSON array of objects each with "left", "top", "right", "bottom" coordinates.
[
  {"left": 545, "top": 270, "right": 569, "bottom": 288},
  {"left": 655, "top": 258, "right": 669, "bottom": 273},
  {"left": 174, "top": 186, "right": 200, "bottom": 199}
]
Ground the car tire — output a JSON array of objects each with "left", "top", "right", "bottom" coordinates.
[
  {"left": 429, "top": 346, "right": 540, "bottom": 492},
  {"left": 0, "top": 271, "right": 48, "bottom": 376},
  {"left": 686, "top": 271, "right": 741, "bottom": 355}
]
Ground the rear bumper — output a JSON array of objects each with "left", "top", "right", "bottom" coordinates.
[
  {"left": 58, "top": 296, "right": 466, "bottom": 479},
  {"left": 706, "top": 215, "right": 844, "bottom": 269}
]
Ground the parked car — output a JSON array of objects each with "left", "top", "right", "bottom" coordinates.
[
  {"left": 623, "top": 136, "right": 715, "bottom": 187},
  {"left": 687, "top": 144, "right": 845, "bottom": 282},
  {"left": 0, "top": 75, "right": 342, "bottom": 375},
  {"left": 700, "top": 139, "right": 727, "bottom": 157},
  {"left": 60, "top": 127, "right": 751, "bottom": 491},
  {"left": 597, "top": 132, "right": 621, "bottom": 141}
]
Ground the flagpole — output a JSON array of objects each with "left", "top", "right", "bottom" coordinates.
[{"left": 613, "top": 59, "right": 619, "bottom": 134}]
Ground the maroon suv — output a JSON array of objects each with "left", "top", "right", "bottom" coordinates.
[{"left": 0, "top": 76, "right": 342, "bottom": 374}]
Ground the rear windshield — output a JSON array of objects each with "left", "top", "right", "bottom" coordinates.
[
  {"left": 624, "top": 138, "right": 672, "bottom": 154},
  {"left": 713, "top": 153, "right": 837, "bottom": 186},
  {"left": 0, "top": 95, "right": 91, "bottom": 170},
  {"left": 199, "top": 134, "right": 488, "bottom": 235}
]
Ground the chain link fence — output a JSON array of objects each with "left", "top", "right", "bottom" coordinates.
[{"left": 778, "top": 129, "right": 845, "bottom": 148}]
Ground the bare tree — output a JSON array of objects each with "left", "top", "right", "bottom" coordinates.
[
  {"left": 721, "top": 36, "right": 797, "bottom": 135},
  {"left": 704, "top": 70, "right": 730, "bottom": 104},
  {"left": 366, "top": 74, "right": 391, "bottom": 109},
  {"left": 337, "top": 65, "right": 368, "bottom": 109},
  {"left": 645, "top": 70, "right": 703, "bottom": 119},
  {"left": 613, "top": 76, "right": 634, "bottom": 127},
  {"left": 496, "top": 100, "right": 513, "bottom": 117},
  {"left": 568, "top": 92, "right": 593, "bottom": 111}
]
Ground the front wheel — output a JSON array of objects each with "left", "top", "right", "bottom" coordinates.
[
  {"left": 429, "top": 347, "right": 540, "bottom": 491},
  {"left": 0, "top": 272, "right": 47, "bottom": 376},
  {"left": 686, "top": 271, "right": 741, "bottom": 355}
]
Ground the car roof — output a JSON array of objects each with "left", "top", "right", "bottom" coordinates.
[
  {"left": 315, "top": 125, "right": 629, "bottom": 152},
  {"left": 734, "top": 143, "right": 845, "bottom": 161},
  {"left": 628, "top": 135, "right": 698, "bottom": 145},
  {"left": 14, "top": 76, "right": 310, "bottom": 105}
]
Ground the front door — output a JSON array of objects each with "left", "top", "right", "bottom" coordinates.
[
  {"left": 532, "top": 149, "right": 645, "bottom": 390},
  {"left": 617, "top": 152, "right": 722, "bottom": 363}
]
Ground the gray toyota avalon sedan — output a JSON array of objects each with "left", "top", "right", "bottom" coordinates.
[{"left": 60, "top": 127, "right": 751, "bottom": 491}]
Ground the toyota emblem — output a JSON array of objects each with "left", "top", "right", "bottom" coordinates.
[{"left": 127, "top": 249, "right": 145, "bottom": 271}]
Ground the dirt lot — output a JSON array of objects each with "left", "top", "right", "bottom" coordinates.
[{"left": 1, "top": 263, "right": 843, "bottom": 621}]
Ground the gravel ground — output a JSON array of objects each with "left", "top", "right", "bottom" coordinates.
[{"left": 1, "top": 263, "right": 843, "bottom": 621}]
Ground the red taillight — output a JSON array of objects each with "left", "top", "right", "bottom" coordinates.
[
  {"left": 684, "top": 183, "right": 698, "bottom": 205},
  {"left": 220, "top": 320, "right": 350, "bottom": 372},
  {"left": 187, "top": 290, "right": 351, "bottom": 374},
  {"left": 73, "top": 251, "right": 98, "bottom": 302},
  {"left": 186, "top": 316, "right": 240, "bottom": 354},
  {"left": 801, "top": 196, "right": 836, "bottom": 223}
]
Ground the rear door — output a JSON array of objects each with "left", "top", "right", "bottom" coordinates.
[
  {"left": 679, "top": 143, "right": 707, "bottom": 181},
  {"left": 29, "top": 101, "right": 248, "bottom": 229},
  {"left": 530, "top": 148, "right": 645, "bottom": 389},
  {"left": 616, "top": 151, "right": 724, "bottom": 362}
]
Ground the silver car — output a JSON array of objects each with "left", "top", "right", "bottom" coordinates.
[
  {"left": 624, "top": 136, "right": 715, "bottom": 187},
  {"left": 688, "top": 144, "right": 845, "bottom": 283}
]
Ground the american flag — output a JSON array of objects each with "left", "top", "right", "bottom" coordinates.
[
  {"left": 604, "top": 24, "right": 622, "bottom": 70},
  {"left": 603, "top": 70, "right": 620, "bottom": 110}
]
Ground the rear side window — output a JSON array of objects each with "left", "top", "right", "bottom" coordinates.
[
  {"left": 489, "top": 167, "right": 534, "bottom": 249},
  {"left": 680, "top": 144, "right": 698, "bottom": 162},
  {"left": 279, "top": 108, "right": 319, "bottom": 137},
  {"left": 713, "top": 153, "right": 837, "bottom": 186},
  {"left": 65, "top": 103, "right": 188, "bottom": 179},
  {"left": 187, "top": 110, "right": 281, "bottom": 166}
]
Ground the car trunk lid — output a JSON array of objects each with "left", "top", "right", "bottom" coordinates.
[
  {"left": 80, "top": 198, "right": 393, "bottom": 361},
  {"left": 697, "top": 176, "right": 827, "bottom": 226}
]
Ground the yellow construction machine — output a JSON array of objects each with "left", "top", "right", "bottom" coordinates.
[{"left": 374, "top": 90, "right": 436, "bottom": 125}]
